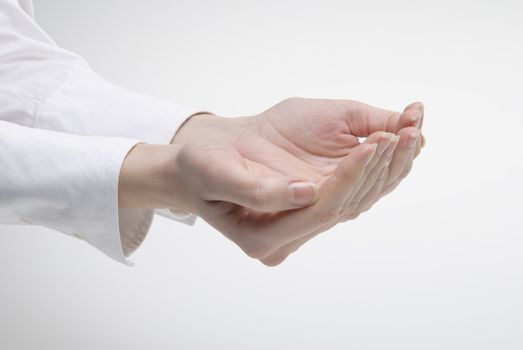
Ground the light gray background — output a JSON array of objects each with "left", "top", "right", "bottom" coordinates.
[{"left": 1, "top": 0, "right": 522, "bottom": 349}]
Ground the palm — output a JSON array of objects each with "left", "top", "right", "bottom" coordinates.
[
  {"left": 195, "top": 98, "right": 391, "bottom": 239},
  {"left": 234, "top": 98, "right": 359, "bottom": 189}
]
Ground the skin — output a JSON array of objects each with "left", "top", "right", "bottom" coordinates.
[{"left": 119, "top": 97, "right": 425, "bottom": 266}]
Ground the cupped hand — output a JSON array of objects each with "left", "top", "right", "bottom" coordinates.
[
  {"left": 171, "top": 98, "right": 425, "bottom": 265},
  {"left": 257, "top": 99, "right": 425, "bottom": 265}
]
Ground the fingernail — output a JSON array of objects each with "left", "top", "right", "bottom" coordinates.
[
  {"left": 289, "top": 182, "right": 317, "bottom": 206},
  {"left": 377, "top": 133, "right": 393, "bottom": 155},
  {"left": 408, "top": 131, "right": 419, "bottom": 149},
  {"left": 410, "top": 112, "right": 421, "bottom": 128}
]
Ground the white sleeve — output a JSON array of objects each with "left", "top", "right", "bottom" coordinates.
[
  {"left": 0, "top": 0, "right": 200, "bottom": 260},
  {"left": 0, "top": 120, "right": 141, "bottom": 265}
]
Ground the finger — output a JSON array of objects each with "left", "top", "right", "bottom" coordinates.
[
  {"left": 414, "top": 137, "right": 423, "bottom": 158},
  {"left": 316, "top": 143, "right": 378, "bottom": 217},
  {"left": 261, "top": 134, "right": 396, "bottom": 266},
  {"left": 411, "top": 102, "right": 425, "bottom": 158},
  {"left": 340, "top": 132, "right": 396, "bottom": 214},
  {"left": 261, "top": 110, "right": 419, "bottom": 266},
  {"left": 366, "top": 131, "right": 422, "bottom": 206},
  {"left": 233, "top": 143, "right": 377, "bottom": 259},
  {"left": 401, "top": 103, "right": 424, "bottom": 176},
  {"left": 202, "top": 154, "right": 319, "bottom": 212},
  {"left": 351, "top": 154, "right": 394, "bottom": 217},
  {"left": 354, "top": 163, "right": 389, "bottom": 215},
  {"left": 397, "top": 102, "right": 424, "bottom": 162},
  {"left": 343, "top": 100, "right": 422, "bottom": 137},
  {"left": 414, "top": 134, "right": 426, "bottom": 159},
  {"left": 262, "top": 105, "right": 423, "bottom": 266},
  {"left": 343, "top": 137, "right": 399, "bottom": 219},
  {"left": 262, "top": 142, "right": 395, "bottom": 267},
  {"left": 380, "top": 131, "right": 422, "bottom": 200},
  {"left": 415, "top": 101, "right": 425, "bottom": 129},
  {"left": 385, "top": 125, "right": 420, "bottom": 188},
  {"left": 380, "top": 146, "right": 418, "bottom": 199}
]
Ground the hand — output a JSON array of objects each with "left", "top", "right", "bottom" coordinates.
[
  {"left": 169, "top": 98, "right": 425, "bottom": 265},
  {"left": 257, "top": 99, "right": 425, "bottom": 265}
]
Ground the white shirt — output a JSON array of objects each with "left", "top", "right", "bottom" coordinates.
[{"left": 0, "top": 0, "right": 199, "bottom": 265}]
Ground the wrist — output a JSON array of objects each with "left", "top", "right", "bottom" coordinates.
[
  {"left": 171, "top": 112, "right": 252, "bottom": 146},
  {"left": 171, "top": 112, "right": 221, "bottom": 145},
  {"left": 118, "top": 143, "right": 188, "bottom": 210}
]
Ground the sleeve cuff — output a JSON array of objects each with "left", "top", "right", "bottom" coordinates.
[
  {"left": 0, "top": 122, "right": 142, "bottom": 266},
  {"left": 32, "top": 71, "right": 208, "bottom": 261}
]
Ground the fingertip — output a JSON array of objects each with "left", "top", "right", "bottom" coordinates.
[
  {"left": 365, "top": 131, "right": 394, "bottom": 155},
  {"left": 396, "top": 126, "right": 419, "bottom": 139},
  {"left": 399, "top": 104, "right": 423, "bottom": 129},
  {"left": 364, "top": 142, "right": 378, "bottom": 156},
  {"left": 403, "top": 101, "right": 424, "bottom": 113},
  {"left": 378, "top": 133, "right": 394, "bottom": 156}
]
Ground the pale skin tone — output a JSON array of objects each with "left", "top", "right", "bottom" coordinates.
[{"left": 119, "top": 97, "right": 425, "bottom": 266}]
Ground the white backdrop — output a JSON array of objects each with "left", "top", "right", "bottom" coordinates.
[{"left": 1, "top": 0, "right": 522, "bottom": 349}]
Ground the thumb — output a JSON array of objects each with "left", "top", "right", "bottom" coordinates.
[
  {"left": 342, "top": 100, "right": 423, "bottom": 137},
  {"left": 238, "top": 176, "right": 318, "bottom": 212},
  {"left": 204, "top": 156, "right": 318, "bottom": 212}
]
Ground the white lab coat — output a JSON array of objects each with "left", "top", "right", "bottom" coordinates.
[{"left": 0, "top": 0, "right": 199, "bottom": 265}]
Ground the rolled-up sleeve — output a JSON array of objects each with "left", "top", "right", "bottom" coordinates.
[{"left": 0, "top": 0, "right": 200, "bottom": 263}]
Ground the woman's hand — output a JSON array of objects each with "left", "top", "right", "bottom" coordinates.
[
  {"left": 254, "top": 99, "right": 425, "bottom": 265},
  {"left": 171, "top": 98, "right": 425, "bottom": 265},
  {"left": 120, "top": 98, "right": 425, "bottom": 265}
]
